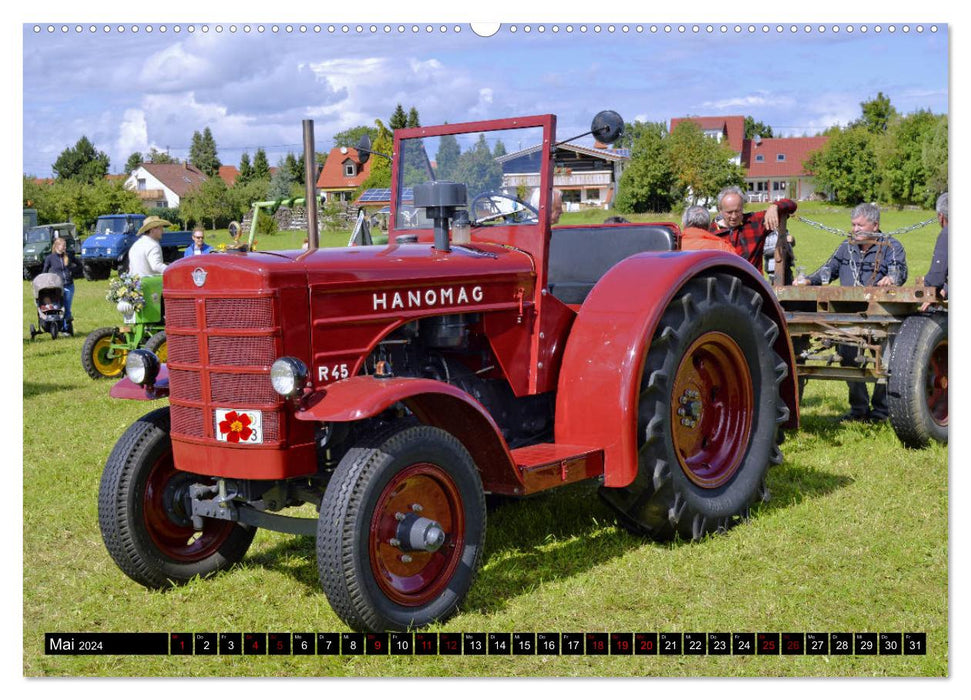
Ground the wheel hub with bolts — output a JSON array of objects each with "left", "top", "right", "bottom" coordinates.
[
  {"left": 392, "top": 510, "right": 446, "bottom": 553},
  {"left": 670, "top": 331, "right": 753, "bottom": 489},
  {"left": 368, "top": 462, "right": 465, "bottom": 606}
]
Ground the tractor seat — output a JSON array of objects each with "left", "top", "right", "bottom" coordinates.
[{"left": 547, "top": 224, "right": 677, "bottom": 304}]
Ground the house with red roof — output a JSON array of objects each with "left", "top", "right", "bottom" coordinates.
[
  {"left": 217, "top": 165, "right": 240, "bottom": 187},
  {"left": 670, "top": 115, "right": 828, "bottom": 201},
  {"left": 124, "top": 162, "right": 209, "bottom": 208},
  {"left": 741, "top": 135, "right": 829, "bottom": 201},
  {"left": 316, "top": 146, "right": 371, "bottom": 203}
]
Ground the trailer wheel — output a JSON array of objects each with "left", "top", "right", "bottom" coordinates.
[
  {"left": 601, "top": 273, "right": 788, "bottom": 541},
  {"left": 82, "top": 327, "right": 127, "bottom": 379},
  {"left": 888, "top": 313, "right": 947, "bottom": 448},
  {"left": 317, "top": 423, "right": 486, "bottom": 631},
  {"left": 98, "top": 407, "right": 255, "bottom": 589},
  {"left": 144, "top": 331, "right": 168, "bottom": 362}
]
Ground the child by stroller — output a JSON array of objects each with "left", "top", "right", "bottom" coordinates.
[{"left": 29, "top": 273, "right": 70, "bottom": 340}]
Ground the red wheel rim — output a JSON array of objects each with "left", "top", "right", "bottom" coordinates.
[
  {"left": 926, "top": 340, "right": 948, "bottom": 426},
  {"left": 369, "top": 464, "right": 464, "bottom": 607},
  {"left": 670, "top": 332, "right": 753, "bottom": 488},
  {"left": 143, "top": 451, "right": 236, "bottom": 562}
]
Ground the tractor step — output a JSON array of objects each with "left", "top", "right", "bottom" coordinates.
[{"left": 511, "top": 443, "right": 604, "bottom": 495}]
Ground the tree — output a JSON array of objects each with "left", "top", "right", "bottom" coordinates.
[
  {"left": 614, "top": 122, "right": 676, "bottom": 213},
  {"left": 921, "top": 116, "right": 948, "bottom": 206},
  {"left": 358, "top": 119, "right": 394, "bottom": 192},
  {"left": 268, "top": 159, "right": 297, "bottom": 201},
  {"left": 125, "top": 152, "right": 143, "bottom": 174},
  {"left": 389, "top": 104, "right": 408, "bottom": 130},
  {"left": 744, "top": 116, "right": 774, "bottom": 140},
  {"left": 32, "top": 177, "right": 143, "bottom": 230},
  {"left": 283, "top": 152, "right": 304, "bottom": 186},
  {"left": 855, "top": 92, "right": 897, "bottom": 134},
  {"left": 435, "top": 133, "right": 461, "bottom": 181},
  {"left": 877, "top": 110, "right": 940, "bottom": 206},
  {"left": 147, "top": 147, "right": 177, "bottom": 164},
  {"left": 236, "top": 152, "right": 254, "bottom": 185},
  {"left": 252, "top": 148, "right": 271, "bottom": 180},
  {"left": 188, "top": 127, "right": 221, "bottom": 176},
  {"left": 452, "top": 133, "right": 503, "bottom": 197},
  {"left": 334, "top": 125, "right": 379, "bottom": 148},
  {"left": 407, "top": 107, "right": 421, "bottom": 129},
  {"left": 493, "top": 140, "right": 507, "bottom": 159},
  {"left": 666, "top": 121, "right": 744, "bottom": 206},
  {"left": 180, "top": 176, "right": 233, "bottom": 229},
  {"left": 804, "top": 125, "right": 879, "bottom": 205},
  {"left": 615, "top": 120, "right": 658, "bottom": 150},
  {"left": 52, "top": 136, "right": 110, "bottom": 184}
]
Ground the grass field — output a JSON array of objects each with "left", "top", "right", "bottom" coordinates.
[{"left": 22, "top": 206, "right": 948, "bottom": 677}]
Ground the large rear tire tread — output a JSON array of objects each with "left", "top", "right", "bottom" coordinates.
[
  {"left": 98, "top": 407, "right": 255, "bottom": 589},
  {"left": 887, "top": 312, "right": 948, "bottom": 448},
  {"left": 601, "top": 273, "right": 787, "bottom": 542}
]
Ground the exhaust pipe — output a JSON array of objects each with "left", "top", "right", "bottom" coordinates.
[{"left": 303, "top": 119, "right": 318, "bottom": 250}]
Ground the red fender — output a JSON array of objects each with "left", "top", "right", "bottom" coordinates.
[
  {"left": 555, "top": 250, "right": 798, "bottom": 489},
  {"left": 295, "top": 376, "right": 523, "bottom": 494},
  {"left": 109, "top": 365, "right": 170, "bottom": 400}
]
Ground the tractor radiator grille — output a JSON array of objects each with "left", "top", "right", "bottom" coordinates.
[
  {"left": 165, "top": 293, "right": 282, "bottom": 444},
  {"left": 165, "top": 299, "right": 197, "bottom": 329},
  {"left": 210, "top": 372, "right": 278, "bottom": 405},
  {"left": 208, "top": 336, "right": 276, "bottom": 366},
  {"left": 206, "top": 298, "right": 274, "bottom": 328},
  {"left": 167, "top": 335, "right": 200, "bottom": 364}
]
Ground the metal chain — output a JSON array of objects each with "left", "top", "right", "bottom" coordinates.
[{"left": 794, "top": 215, "right": 936, "bottom": 238}]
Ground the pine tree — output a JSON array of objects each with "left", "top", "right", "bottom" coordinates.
[
  {"left": 125, "top": 152, "right": 143, "bottom": 174},
  {"left": 407, "top": 107, "right": 421, "bottom": 128},
  {"left": 390, "top": 104, "right": 408, "bottom": 130},
  {"left": 237, "top": 153, "right": 254, "bottom": 185},
  {"left": 189, "top": 127, "right": 221, "bottom": 176},
  {"left": 252, "top": 148, "right": 271, "bottom": 180},
  {"left": 52, "top": 136, "right": 110, "bottom": 184}
]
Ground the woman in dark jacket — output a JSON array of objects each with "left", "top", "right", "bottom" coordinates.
[{"left": 42, "top": 236, "right": 80, "bottom": 332}]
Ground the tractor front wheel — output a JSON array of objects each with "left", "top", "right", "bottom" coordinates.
[
  {"left": 82, "top": 327, "right": 127, "bottom": 379},
  {"left": 888, "top": 313, "right": 948, "bottom": 448},
  {"left": 600, "top": 273, "right": 788, "bottom": 541},
  {"left": 144, "top": 331, "right": 168, "bottom": 362},
  {"left": 317, "top": 423, "right": 486, "bottom": 631},
  {"left": 98, "top": 407, "right": 255, "bottom": 589}
]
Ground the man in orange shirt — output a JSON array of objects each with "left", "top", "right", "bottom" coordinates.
[{"left": 680, "top": 205, "right": 735, "bottom": 253}]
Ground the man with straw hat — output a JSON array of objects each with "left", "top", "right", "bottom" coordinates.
[{"left": 128, "top": 215, "right": 171, "bottom": 277}]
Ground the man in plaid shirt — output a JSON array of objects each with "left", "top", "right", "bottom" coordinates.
[{"left": 710, "top": 186, "right": 797, "bottom": 273}]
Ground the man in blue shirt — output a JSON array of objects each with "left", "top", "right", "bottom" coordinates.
[
  {"left": 183, "top": 227, "right": 213, "bottom": 257},
  {"left": 794, "top": 203, "right": 908, "bottom": 422}
]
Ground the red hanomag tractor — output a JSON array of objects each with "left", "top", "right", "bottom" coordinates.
[{"left": 99, "top": 111, "right": 799, "bottom": 632}]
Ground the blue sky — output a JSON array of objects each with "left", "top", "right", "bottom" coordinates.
[{"left": 21, "top": 20, "right": 948, "bottom": 178}]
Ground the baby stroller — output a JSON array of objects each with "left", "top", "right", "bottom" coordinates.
[{"left": 29, "top": 272, "right": 71, "bottom": 340}]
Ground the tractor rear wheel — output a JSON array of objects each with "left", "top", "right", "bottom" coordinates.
[
  {"left": 317, "top": 423, "right": 486, "bottom": 631},
  {"left": 600, "top": 273, "right": 788, "bottom": 541},
  {"left": 888, "top": 312, "right": 948, "bottom": 448},
  {"left": 98, "top": 407, "right": 256, "bottom": 588},
  {"left": 82, "top": 327, "right": 127, "bottom": 379}
]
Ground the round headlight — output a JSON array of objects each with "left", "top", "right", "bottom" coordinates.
[
  {"left": 270, "top": 357, "right": 308, "bottom": 397},
  {"left": 126, "top": 349, "right": 160, "bottom": 386}
]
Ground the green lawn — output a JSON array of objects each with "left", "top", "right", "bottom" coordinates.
[{"left": 23, "top": 207, "right": 947, "bottom": 676}]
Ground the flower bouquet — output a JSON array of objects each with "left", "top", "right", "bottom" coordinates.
[{"left": 106, "top": 273, "right": 146, "bottom": 320}]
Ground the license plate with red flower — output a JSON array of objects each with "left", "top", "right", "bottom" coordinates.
[{"left": 215, "top": 409, "right": 263, "bottom": 444}]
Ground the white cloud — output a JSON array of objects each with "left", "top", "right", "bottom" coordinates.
[{"left": 115, "top": 109, "right": 149, "bottom": 160}]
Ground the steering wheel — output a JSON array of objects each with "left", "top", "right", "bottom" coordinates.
[{"left": 469, "top": 192, "right": 538, "bottom": 226}]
